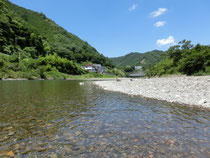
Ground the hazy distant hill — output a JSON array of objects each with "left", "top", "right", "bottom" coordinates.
[{"left": 110, "top": 50, "right": 164, "bottom": 69}]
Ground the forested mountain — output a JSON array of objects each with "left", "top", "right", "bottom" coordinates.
[
  {"left": 147, "top": 40, "right": 210, "bottom": 76},
  {"left": 0, "top": 0, "right": 114, "bottom": 79},
  {"left": 3, "top": 0, "right": 112, "bottom": 66},
  {"left": 4, "top": 0, "right": 113, "bottom": 67},
  {"left": 110, "top": 50, "right": 164, "bottom": 69}
]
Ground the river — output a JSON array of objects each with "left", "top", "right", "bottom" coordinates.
[{"left": 0, "top": 80, "right": 209, "bottom": 157}]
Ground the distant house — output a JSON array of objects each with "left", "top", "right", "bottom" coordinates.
[{"left": 81, "top": 64, "right": 106, "bottom": 73}]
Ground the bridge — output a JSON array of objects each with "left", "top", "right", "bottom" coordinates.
[{"left": 128, "top": 71, "right": 145, "bottom": 78}]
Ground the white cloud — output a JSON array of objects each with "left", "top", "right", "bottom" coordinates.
[
  {"left": 150, "top": 8, "right": 167, "bottom": 18},
  {"left": 154, "top": 21, "right": 166, "bottom": 27},
  {"left": 129, "top": 4, "right": 138, "bottom": 11},
  {"left": 156, "top": 36, "right": 175, "bottom": 46}
]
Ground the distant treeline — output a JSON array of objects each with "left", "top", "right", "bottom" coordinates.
[{"left": 147, "top": 40, "right": 210, "bottom": 76}]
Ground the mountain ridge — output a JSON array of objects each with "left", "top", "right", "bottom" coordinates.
[{"left": 110, "top": 50, "right": 164, "bottom": 69}]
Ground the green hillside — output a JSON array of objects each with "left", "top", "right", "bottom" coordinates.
[
  {"left": 0, "top": 0, "right": 117, "bottom": 79},
  {"left": 2, "top": 0, "right": 113, "bottom": 67},
  {"left": 110, "top": 50, "right": 164, "bottom": 69}
]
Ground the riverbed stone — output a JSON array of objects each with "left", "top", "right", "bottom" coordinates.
[
  {"left": 8, "top": 131, "right": 16, "bottom": 136},
  {"left": 6, "top": 151, "right": 15, "bottom": 157}
]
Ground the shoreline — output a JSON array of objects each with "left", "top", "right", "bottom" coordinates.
[
  {"left": 0, "top": 78, "right": 121, "bottom": 81},
  {"left": 93, "top": 76, "right": 210, "bottom": 109}
]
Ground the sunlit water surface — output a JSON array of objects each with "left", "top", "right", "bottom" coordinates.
[{"left": 0, "top": 80, "right": 209, "bottom": 158}]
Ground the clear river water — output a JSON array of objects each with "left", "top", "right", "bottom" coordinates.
[{"left": 0, "top": 80, "right": 209, "bottom": 158}]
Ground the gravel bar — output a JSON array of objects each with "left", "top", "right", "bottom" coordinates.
[{"left": 94, "top": 76, "right": 210, "bottom": 108}]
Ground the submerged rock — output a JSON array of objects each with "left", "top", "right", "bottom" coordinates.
[
  {"left": 6, "top": 151, "right": 14, "bottom": 157},
  {"left": 8, "top": 132, "right": 16, "bottom": 136}
]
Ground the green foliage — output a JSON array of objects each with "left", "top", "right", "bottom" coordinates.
[
  {"left": 0, "top": 53, "right": 84, "bottom": 79},
  {"left": 107, "top": 68, "right": 126, "bottom": 77},
  {"left": 123, "top": 66, "right": 135, "bottom": 73},
  {"left": 4, "top": 0, "right": 113, "bottom": 68},
  {"left": 0, "top": 1, "right": 51, "bottom": 58},
  {"left": 147, "top": 40, "right": 210, "bottom": 76},
  {"left": 0, "top": 0, "right": 114, "bottom": 79},
  {"left": 43, "top": 70, "right": 68, "bottom": 80},
  {"left": 110, "top": 50, "right": 164, "bottom": 69},
  {"left": 38, "top": 54, "right": 84, "bottom": 75},
  {"left": 146, "top": 58, "right": 175, "bottom": 76}
]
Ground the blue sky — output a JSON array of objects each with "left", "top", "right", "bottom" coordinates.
[{"left": 10, "top": 0, "right": 210, "bottom": 57}]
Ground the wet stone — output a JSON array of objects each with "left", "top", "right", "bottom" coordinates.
[
  {"left": 199, "top": 140, "right": 205, "bottom": 143},
  {"left": 89, "top": 146, "right": 94, "bottom": 152},
  {"left": 149, "top": 154, "right": 153, "bottom": 158},
  {"left": 88, "top": 135, "right": 95, "bottom": 138},
  {"left": 133, "top": 139, "right": 138, "bottom": 143},
  {"left": 50, "top": 135, "right": 59, "bottom": 141},
  {"left": 74, "top": 131, "right": 81, "bottom": 136},
  {"left": 37, "top": 148, "right": 46, "bottom": 152},
  {"left": 67, "top": 136, "right": 74, "bottom": 141},
  {"left": 146, "top": 126, "right": 152, "bottom": 129},
  {"left": 7, "top": 127, "right": 13, "bottom": 130},
  {"left": 122, "top": 152, "right": 127, "bottom": 157},
  {"left": 0, "top": 151, "right": 7, "bottom": 157},
  {"left": 3, "top": 136, "right": 9, "bottom": 140},
  {"left": 6, "top": 151, "right": 15, "bottom": 157},
  {"left": 48, "top": 153, "right": 58, "bottom": 158},
  {"left": 133, "top": 145, "right": 138, "bottom": 149},
  {"left": 8, "top": 132, "right": 16, "bottom": 136},
  {"left": 64, "top": 147, "right": 72, "bottom": 153}
]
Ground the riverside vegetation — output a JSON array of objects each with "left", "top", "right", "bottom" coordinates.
[
  {"left": 147, "top": 40, "right": 210, "bottom": 77},
  {"left": 0, "top": 0, "right": 125, "bottom": 79},
  {"left": 111, "top": 41, "right": 210, "bottom": 77}
]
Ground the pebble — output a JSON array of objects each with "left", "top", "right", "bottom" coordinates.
[
  {"left": 149, "top": 154, "right": 153, "bottom": 158},
  {"left": 6, "top": 151, "right": 14, "bottom": 157},
  {"left": 89, "top": 146, "right": 94, "bottom": 152},
  {"left": 198, "top": 99, "right": 207, "bottom": 104},
  {"left": 133, "top": 139, "right": 138, "bottom": 142},
  {"left": 122, "top": 152, "right": 127, "bottom": 157},
  {"left": 7, "top": 127, "right": 13, "bottom": 130},
  {"left": 0, "top": 151, "right": 7, "bottom": 157},
  {"left": 65, "top": 147, "right": 72, "bottom": 153},
  {"left": 48, "top": 153, "right": 58, "bottom": 158},
  {"left": 169, "top": 139, "right": 175, "bottom": 145},
  {"left": 74, "top": 131, "right": 80, "bottom": 136},
  {"left": 8, "top": 132, "right": 16, "bottom": 136}
]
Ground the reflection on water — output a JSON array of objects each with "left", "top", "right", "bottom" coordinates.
[{"left": 0, "top": 80, "right": 209, "bottom": 157}]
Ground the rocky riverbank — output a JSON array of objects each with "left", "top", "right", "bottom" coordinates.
[{"left": 94, "top": 76, "right": 210, "bottom": 108}]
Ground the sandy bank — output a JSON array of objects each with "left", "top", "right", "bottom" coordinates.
[{"left": 94, "top": 76, "right": 210, "bottom": 108}]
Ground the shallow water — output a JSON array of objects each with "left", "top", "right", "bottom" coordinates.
[{"left": 0, "top": 80, "right": 209, "bottom": 158}]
